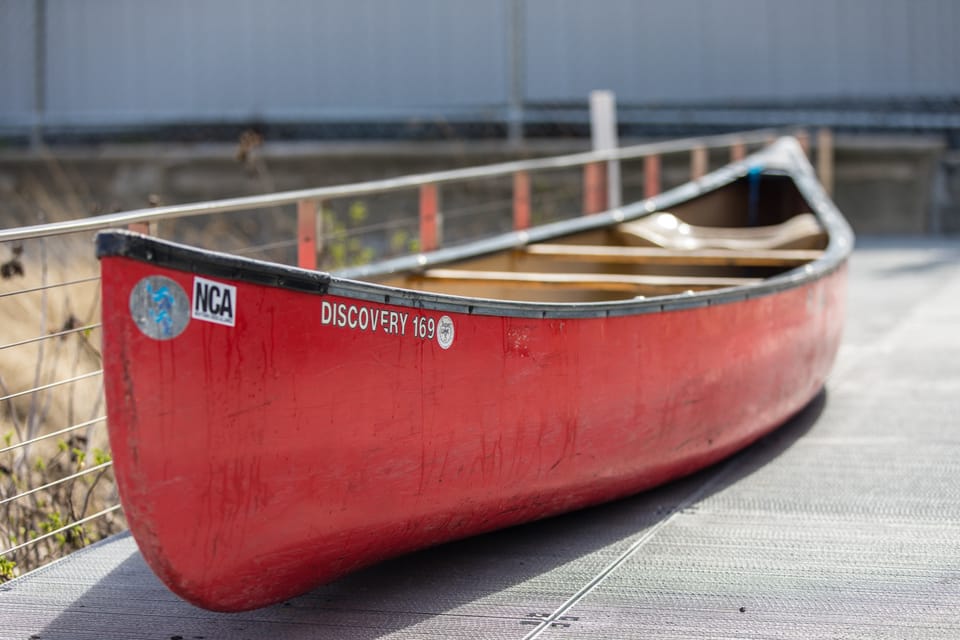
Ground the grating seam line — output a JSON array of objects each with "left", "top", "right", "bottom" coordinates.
[{"left": 520, "top": 455, "right": 747, "bottom": 640}]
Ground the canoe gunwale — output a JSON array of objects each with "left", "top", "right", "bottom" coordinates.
[
  {"left": 96, "top": 138, "right": 853, "bottom": 320},
  {"left": 95, "top": 230, "right": 332, "bottom": 294}
]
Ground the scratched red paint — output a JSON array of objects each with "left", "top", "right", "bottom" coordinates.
[{"left": 100, "top": 256, "right": 846, "bottom": 611}]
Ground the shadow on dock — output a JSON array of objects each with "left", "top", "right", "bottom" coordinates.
[{"left": 37, "top": 391, "right": 825, "bottom": 639}]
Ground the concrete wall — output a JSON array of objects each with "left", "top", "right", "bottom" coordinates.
[{"left": 0, "top": 137, "right": 950, "bottom": 238}]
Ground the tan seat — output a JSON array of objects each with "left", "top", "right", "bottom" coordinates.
[
  {"left": 417, "top": 268, "right": 761, "bottom": 294},
  {"left": 523, "top": 244, "right": 823, "bottom": 267},
  {"left": 615, "top": 212, "right": 827, "bottom": 251}
]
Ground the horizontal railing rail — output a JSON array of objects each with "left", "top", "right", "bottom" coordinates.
[{"left": 0, "top": 129, "right": 787, "bottom": 243}]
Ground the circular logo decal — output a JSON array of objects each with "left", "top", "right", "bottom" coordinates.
[
  {"left": 436, "top": 315, "right": 455, "bottom": 350},
  {"left": 129, "top": 275, "right": 190, "bottom": 340}
]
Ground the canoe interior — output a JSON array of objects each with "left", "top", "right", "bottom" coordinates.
[{"left": 380, "top": 174, "right": 828, "bottom": 303}]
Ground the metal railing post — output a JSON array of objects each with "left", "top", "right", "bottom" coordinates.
[
  {"left": 583, "top": 163, "right": 608, "bottom": 215},
  {"left": 816, "top": 128, "right": 834, "bottom": 196},
  {"left": 589, "top": 90, "right": 621, "bottom": 209},
  {"left": 297, "top": 199, "right": 319, "bottom": 270},
  {"left": 730, "top": 140, "right": 747, "bottom": 163},
  {"left": 419, "top": 184, "right": 441, "bottom": 252},
  {"left": 127, "top": 222, "right": 156, "bottom": 235},
  {"left": 513, "top": 171, "right": 531, "bottom": 230},
  {"left": 644, "top": 155, "right": 661, "bottom": 199},
  {"left": 796, "top": 129, "right": 810, "bottom": 157},
  {"left": 691, "top": 145, "right": 708, "bottom": 180}
]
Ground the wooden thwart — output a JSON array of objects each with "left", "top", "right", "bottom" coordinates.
[
  {"left": 523, "top": 244, "right": 823, "bottom": 267},
  {"left": 417, "top": 268, "right": 761, "bottom": 293}
]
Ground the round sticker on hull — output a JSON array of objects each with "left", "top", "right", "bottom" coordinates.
[
  {"left": 129, "top": 275, "right": 190, "bottom": 340},
  {"left": 437, "top": 315, "right": 455, "bottom": 350}
]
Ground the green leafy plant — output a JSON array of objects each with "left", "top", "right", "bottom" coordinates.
[
  {"left": 321, "top": 200, "right": 377, "bottom": 269},
  {"left": 0, "top": 556, "right": 16, "bottom": 580}
]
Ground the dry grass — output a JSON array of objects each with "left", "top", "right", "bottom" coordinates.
[{"left": 0, "top": 161, "right": 126, "bottom": 581}]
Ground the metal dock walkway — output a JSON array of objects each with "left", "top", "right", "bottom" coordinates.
[{"left": 2, "top": 236, "right": 959, "bottom": 639}]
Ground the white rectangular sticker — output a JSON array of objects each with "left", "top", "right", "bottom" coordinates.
[{"left": 192, "top": 276, "right": 236, "bottom": 327}]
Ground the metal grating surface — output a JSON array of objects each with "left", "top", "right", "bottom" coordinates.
[{"left": 1, "top": 236, "right": 959, "bottom": 639}]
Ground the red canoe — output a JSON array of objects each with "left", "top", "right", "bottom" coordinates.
[{"left": 97, "top": 138, "right": 852, "bottom": 611}]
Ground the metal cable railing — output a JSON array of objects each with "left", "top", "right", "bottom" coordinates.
[
  {"left": 0, "top": 266, "right": 116, "bottom": 580},
  {"left": 0, "top": 370, "right": 103, "bottom": 403},
  {"left": 0, "top": 416, "right": 106, "bottom": 456},
  {"left": 0, "top": 127, "right": 831, "bottom": 581},
  {"left": 0, "top": 275, "right": 102, "bottom": 299},
  {"left": 1, "top": 505, "right": 123, "bottom": 559},
  {"left": 0, "top": 461, "right": 113, "bottom": 507},
  {"left": 0, "top": 129, "right": 783, "bottom": 244},
  {"left": 0, "top": 323, "right": 102, "bottom": 351}
]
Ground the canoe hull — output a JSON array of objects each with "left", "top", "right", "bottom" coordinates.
[{"left": 101, "top": 253, "right": 846, "bottom": 611}]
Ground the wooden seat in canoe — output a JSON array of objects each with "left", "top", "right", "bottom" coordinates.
[
  {"left": 416, "top": 268, "right": 761, "bottom": 294},
  {"left": 522, "top": 244, "right": 823, "bottom": 267},
  {"left": 615, "top": 212, "right": 827, "bottom": 251}
]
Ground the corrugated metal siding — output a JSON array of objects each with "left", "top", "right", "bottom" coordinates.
[
  {"left": 0, "top": 1, "right": 37, "bottom": 124},
  {"left": 41, "top": 0, "right": 506, "bottom": 125},
  {"left": 0, "top": 0, "right": 957, "bottom": 131},
  {"left": 524, "top": 0, "right": 960, "bottom": 103}
]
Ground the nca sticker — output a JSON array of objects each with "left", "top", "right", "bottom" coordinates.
[{"left": 192, "top": 276, "right": 236, "bottom": 327}]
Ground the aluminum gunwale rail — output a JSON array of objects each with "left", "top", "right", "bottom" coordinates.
[
  {"left": 332, "top": 138, "right": 853, "bottom": 319},
  {"left": 0, "top": 130, "right": 779, "bottom": 243},
  {"left": 96, "top": 138, "right": 854, "bottom": 321}
]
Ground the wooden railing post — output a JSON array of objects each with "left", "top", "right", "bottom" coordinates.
[
  {"left": 690, "top": 145, "right": 708, "bottom": 180},
  {"left": 816, "top": 128, "right": 834, "bottom": 196},
  {"left": 644, "top": 154, "right": 661, "bottom": 199},
  {"left": 297, "top": 199, "right": 319, "bottom": 270},
  {"left": 583, "top": 162, "right": 608, "bottom": 214},
  {"left": 513, "top": 170, "right": 531, "bottom": 230},
  {"left": 419, "top": 184, "right": 441, "bottom": 252}
]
